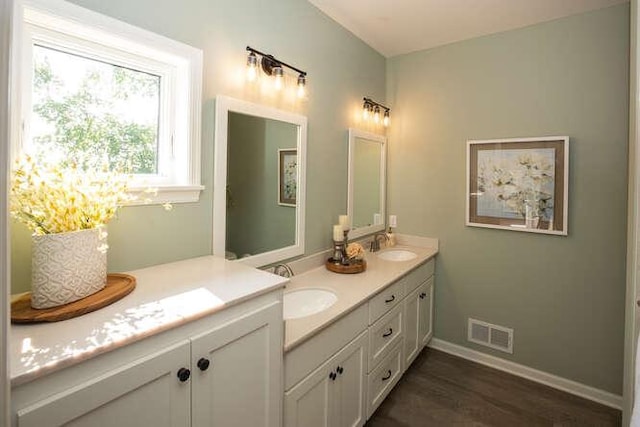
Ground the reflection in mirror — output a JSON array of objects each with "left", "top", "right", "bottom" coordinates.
[
  {"left": 347, "top": 128, "right": 386, "bottom": 239},
  {"left": 214, "top": 96, "right": 307, "bottom": 267}
]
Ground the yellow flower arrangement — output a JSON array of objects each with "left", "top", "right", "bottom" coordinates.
[{"left": 10, "top": 155, "right": 135, "bottom": 235}]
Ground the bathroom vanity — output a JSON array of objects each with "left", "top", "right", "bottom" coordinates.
[
  {"left": 283, "top": 242, "right": 437, "bottom": 426},
  {"left": 9, "top": 256, "right": 287, "bottom": 427}
]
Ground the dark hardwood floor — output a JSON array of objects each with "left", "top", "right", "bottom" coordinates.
[{"left": 366, "top": 348, "right": 621, "bottom": 427}]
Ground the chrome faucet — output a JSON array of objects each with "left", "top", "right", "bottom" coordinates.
[
  {"left": 273, "top": 263, "right": 294, "bottom": 278},
  {"left": 370, "top": 232, "right": 389, "bottom": 252}
]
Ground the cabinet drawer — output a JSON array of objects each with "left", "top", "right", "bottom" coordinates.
[
  {"left": 368, "top": 280, "right": 404, "bottom": 325},
  {"left": 366, "top": 341, "right": 403, "bottom": 419},
  {"left": 402, "top": 259, "right": 434, "bottom": 294},
  {"left": 368, "top": 303, "right": 403, "bottom": 371}
]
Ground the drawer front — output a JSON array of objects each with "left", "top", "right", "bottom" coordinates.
[
  {"left": 402, "top": 259, "right": 435, "bottom": 294},
  {"left": 366, "top": 341, "right": 403, "bottom": 419},
  {"left": 368, "top": 303, "right": 403, "bottom": 371},
  {"left": 368, "top": 280, "right": 404, "bottom": 325}
]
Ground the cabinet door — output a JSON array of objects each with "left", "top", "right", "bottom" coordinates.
[
  {"left": 418, "top": 278, "right": 434, "bottom": 347},
  {"left": 285, "top": 330, "right": 367, "bottom": 427},
  {"left": 284, "top": 358, "right": 335, "bottom": 427},
  {"left": 16, "top": 340, "right": 191, "bottom": 427},
  {"left": 403, "top": 285, "right": 421, "bottom": 369},
  {"left": 335, "top": 331, "right": 367, "bottom": 427},
  {"left": 191, "top": 301, "right": 283, "bottom": 427}
]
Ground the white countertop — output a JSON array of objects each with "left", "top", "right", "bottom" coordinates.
[
  {"left": 284, "top": 244, "right": 438, "bottom": 352},
  {"left": 10, "top": 255, "right": 287, "bottom": 386}
]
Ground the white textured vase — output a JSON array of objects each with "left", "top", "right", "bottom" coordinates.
[{"left": 31, "top": 228, "right": 107, "bottom": 309}]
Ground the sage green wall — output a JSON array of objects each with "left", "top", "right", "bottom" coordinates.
[
  {"left": 387, "top": 4, "right": 629, "bottom": 394},
  {"left": 226, "top": 113, "right": 296, "bottom": 257},
  {"left": 10, "top": 0, "right": 386, "bottom": 293}
]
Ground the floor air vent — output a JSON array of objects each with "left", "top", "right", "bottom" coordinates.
[{"left": 468, "top": 318, "right": 513, "bottom": 354}]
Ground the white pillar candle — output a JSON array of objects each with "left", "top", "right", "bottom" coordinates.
[
  {"left": 338, "top": 215, "right": 350, "bottom": 230},
  {"left": 333, "top": 224, "right": 343, "bottom": 241}
]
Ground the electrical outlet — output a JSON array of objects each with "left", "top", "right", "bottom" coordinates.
[{"left": 389, "top": 215, "right": 397, "bottom": 228}]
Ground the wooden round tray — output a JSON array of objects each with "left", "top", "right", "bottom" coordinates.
[
  {"left": 325, "top": 259, "right": 367, "bottom": 274},
  {"left": 11, "top": 273, "right": 136, "bottom": 324}
]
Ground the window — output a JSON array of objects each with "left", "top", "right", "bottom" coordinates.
[{"left": 12, "top": 0, "right": 204, "bottom": 203}]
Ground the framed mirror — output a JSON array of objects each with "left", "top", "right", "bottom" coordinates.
[
  {"left": 347, "top": 128, "right": 387, "bottom": 239},
  {"left": 213, "top": 96, "right": 307, "bottom": 267}
]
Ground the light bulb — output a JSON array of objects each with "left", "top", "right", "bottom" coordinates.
[
  {"left": 362, "top": 103, "right": 370, "bottom": 120},
  {"left": 297, "top": 74, "right": 306, "bottom": 98},
  {"left": 273, "top": 66, "right": 284, "bottom": 90},
  {"left": 246, "top": 52, "right": 258, "bottom": 82},
  {"left": 383, "top": 110, "right": 390, "bottom": 127},
  {"left": 373, "top": 106, "right": 381, "bottom": 123}
]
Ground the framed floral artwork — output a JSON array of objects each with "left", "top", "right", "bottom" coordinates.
[
  {"left": 278, "top": 149, "right": 297, "bottom": 207},
  {"left": 466, "top": 136, "right": 569, "bottom": 235}
]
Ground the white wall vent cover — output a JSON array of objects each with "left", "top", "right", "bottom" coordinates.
[{"left": 468, "top": 318, "right": 513, "bottom": 354}]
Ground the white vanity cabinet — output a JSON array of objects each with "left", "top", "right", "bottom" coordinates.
[
  {"left": 12, "top": 291, "right": 283, "bottom": 427},
  {"left": 284, "top": 330, "right": 367, "bottom": 427},
  {"left": 403, "top": 276, "right": 434, "bottom": 368},
  {"left": 284, "top": 256, "right": 436, "bottom": 426},
  {"left": 284, "top": 304, "right": 368, "bottom": 427}
]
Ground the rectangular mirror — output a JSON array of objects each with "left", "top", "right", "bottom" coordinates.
[
  {"left": 347, "top": 128, "right": 387, "bottom": 239},
  {"left": 213, "top": 96, "right": 307, "bottom": 267}
]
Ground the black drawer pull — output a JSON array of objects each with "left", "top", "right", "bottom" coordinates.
[
  {"left": 382, "top": 328, "right": 393, "bottom": 338},
  {"left": 197, "top": 357, "right": 210, "bottom": 371},
  {"left": 384, "top": 295, "right": 395, "bottom": 303},
  {"left": 381, "top": 370, "right": 392, "bottom": 381},
  {"left": 177, "top": 368, "right": 191, "bottom": 382}
]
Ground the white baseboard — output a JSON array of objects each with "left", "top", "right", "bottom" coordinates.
[{"left": 428, "top": 338, "right": 623, "bottom": 410}]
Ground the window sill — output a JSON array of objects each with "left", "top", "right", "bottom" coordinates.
[{"left": 127, "top": 185, "right": 204, "bottom": 205}]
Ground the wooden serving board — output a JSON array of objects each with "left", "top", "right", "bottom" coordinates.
[
  {"left": 11, "top": 273, "right": 136, "bottom": 324},
  {"left": 325, "top": 259, "right": 367, "bottom": 274}
]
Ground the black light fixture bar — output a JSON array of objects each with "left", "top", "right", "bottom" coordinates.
[
  {"left": 246, "top": 46, "right": 307, "bottom": 77},
  {"left": 363, "top": 97, "right": 390, "bottom": 113}
]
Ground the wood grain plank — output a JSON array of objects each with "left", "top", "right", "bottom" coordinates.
[{"left": 367, "top": 348, "right": 621, "bottom": 427}]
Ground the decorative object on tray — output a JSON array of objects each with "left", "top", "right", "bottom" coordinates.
[
  {"left": 326, "top": 215, "right": 366, "bottom": 274},
  {"left": 11, "top": 273, "right": 136, "bottom": 323},
  {"left": 466, "top": 136, "right": 569, "bottom": 235},
  {"left": 10, "top": 155, "right": 165, "bottom": 309}
]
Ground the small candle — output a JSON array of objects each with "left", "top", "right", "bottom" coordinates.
[
  {"left": 333, "top": 224, "right": 343, "bottom": 241},
  {"left": 338, "top": 215, "right": 350, "bottom": 230}
]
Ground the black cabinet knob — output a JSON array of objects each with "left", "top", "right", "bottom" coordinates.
[
  {"left": 177, "top": 368, "right": 191, "bottom": 382},
  {"left": 197, "top": 357, "right": 210, "bottom": 371},
  {"left": 381, "top": 370, "right": 392, "bottom": 381},
  {"left": 382, "top": 328, "right": 393, "bottom": 338},
  {"left": 336, "top": 366, "right": 344, "bottom": 375},
  {"left": 420, "top": 292, "right": 427, "bottom": 299},
  {"left": 384, "top": 295, "right": 395, "bottom": 303},
  {"left": 329, "top": 371, "right": 337, "bottom": 381}
]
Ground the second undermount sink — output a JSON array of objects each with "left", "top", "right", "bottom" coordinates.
[
  {"left": 283, "top": 288, "right": 337, "bottom": 320},
  {"left": 377, "top": 249, "right": 418, "bottom": 262}
]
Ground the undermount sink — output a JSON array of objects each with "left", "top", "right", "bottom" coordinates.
[
  {"left": 283, "top": 288, "right": 337, "bottom": 320},
  {"left": 377, "top": 249, "right": 418, "bottom": 262}
]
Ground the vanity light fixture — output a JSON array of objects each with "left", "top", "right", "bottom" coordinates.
[
  {"left": 246, "top": 46, "right": 307, "bottom": 98},
  {"left": 246, "top": 51, "right": 258, "bottom": 81},
  {"left": 362, "top": 97, "right": 391, "bottom": 127}
]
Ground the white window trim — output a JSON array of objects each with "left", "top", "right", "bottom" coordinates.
[{"left": 11, "top": 0, "right": 204, "bottom": 204}]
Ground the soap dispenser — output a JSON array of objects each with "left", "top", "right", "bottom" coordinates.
[{"left": 386, "top": 227, "right": 396, "bottom": 247}]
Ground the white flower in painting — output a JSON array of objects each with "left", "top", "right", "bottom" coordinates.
[{"left": 478, "top": 151, "right": 554, "bottom": 219}]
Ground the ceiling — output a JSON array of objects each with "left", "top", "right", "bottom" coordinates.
[{"left": 308, "top": 0, "right": 628, "bottom": 57}]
